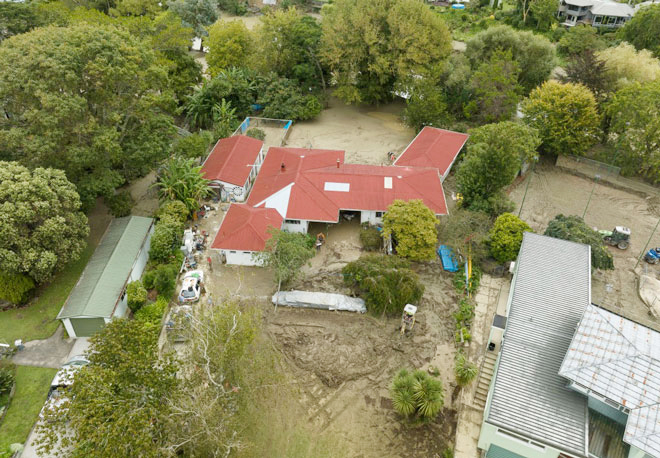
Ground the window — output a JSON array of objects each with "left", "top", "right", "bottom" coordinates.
[
  {"left": 243, "top": 251, "right": 251, "bottom": 254},
  {"left": 375, "top": 212, "right": 383, "bottom": 218},
  {"left": 285, "top": 219, "right": 300, "bottom": 224},
  {"left": 230, "top": 251, "right": 236, "bottom": 254}
]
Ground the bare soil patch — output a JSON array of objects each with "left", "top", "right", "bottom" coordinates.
[{"left": 285, "top": 97, "right": 415, "bottom": 165}]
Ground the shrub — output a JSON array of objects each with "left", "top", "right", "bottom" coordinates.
[
  {"left": 382, "top": 199, "right": 438, "bottom": 261},
  {"left": 489, "top": 213, "right": 533, "bottom": 263},
  {"left": 454, "top": 352, "right": 478, "bottom": 386},
  {"left": 343, "top": 255, "right": 424, "bottom": 317},
  {"left": 105, "top": 191, "right": 134, "bottom": 218},
  {"left": 156, "top": 200, "right": 189, "bottom": 224},
  {"left": 544, "top": 214, "right": 614, "bottom": 270},
  {"left": 246, "top": 128, "right": 266, "bottom": 141},
  {"left": 0, "top": 362, "right": 15, "bottom": 395},
  {"left": 453, "top": 298, "right": 475, "bottom": 325},
  {"left": 0, "top": 272, "right": 35, "bottom": 305},
  {"left": 134, "top": 296, "right": 169, "bottom": 326},
  {"left": 453, "top": 266, "right": 482, "bottom": 296},
  {"left": 171, "top": 131, "right": 213, "bottom": 160},
  {"left": 455, "top": 327, "right": 471, "bottom": 344},
  {"left": 149, "top": 218, "right": 184, "bottom": 263},
  {"left": 126, "top": 280, "right": 147, "bottom": 313},
  {"left": 390, "top": 369, "right": 444, "bottom": 421},
  {"left": 143, "top": 264, "right": 179, "bottom": 298},
  {"left": 359, "top": 225, "right": 382, "bottom": 251}
]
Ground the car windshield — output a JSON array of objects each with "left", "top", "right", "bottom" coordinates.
[{"left": 181, "top": 288, "right": 197, "bottom": 298}]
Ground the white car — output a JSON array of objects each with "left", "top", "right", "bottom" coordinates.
[
  {"left": 179, "top": 270, "right": 204, "bottom": 304},
  {"left": 40, "top": 355, "right": 89, "bottom": 420}
]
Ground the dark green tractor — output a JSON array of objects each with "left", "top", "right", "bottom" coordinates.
[{"left": 599, "top": 226, "right": 631, "bottom": 250}]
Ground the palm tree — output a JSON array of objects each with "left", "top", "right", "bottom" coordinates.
[
  {"left": 454, "top": 352, "right": 478, "bottom": 387},
  {"left": 390, "top": 368, "right": 444, "bottom": 421},
  {"left": 155, "top": 156, "right": 211, "bottom": 214}
]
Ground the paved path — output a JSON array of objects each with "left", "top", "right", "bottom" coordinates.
[{"left": 12, "top": 325, "right": 75, "bottom": 369}]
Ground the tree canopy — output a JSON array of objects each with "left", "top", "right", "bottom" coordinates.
[
  {"left": 466, "top": 49, "right": 522, "bottom": 123},
  {"left": 521, "top": 81, "right": 600, "bottom": 156},
  {"left": 206, "top": 19, "right": 252, "bottom": 76},
  {"left": 544, "top": 214, "right": 614, "bottom": 270},
  {"left": 488, "top": 213, "right": 532, "bottom": 263},
  {"left": 437, "top": 209, "right": 492, "bottom": 263},
  {"left": 255, "top": 228, "right": 315, "bottom": 293},
  {"left": 167, "top": 0, "right": 216, "bottom": 45},
  {"left": 557, "top": 24, "right": 605, "bottom": 57},
  {"left": 465, "top": 25, "right": 556, "bottom": 93},
  {"left": 321, "top": 0, "right": 451, "bottom": 104},
  {"left": 0, "top": 23, "right": 174, "bottom": 209},
  {"left": 0, "top": 162, "right": 89, "bottom": 285},
  {"left": 619, "top": 4, "right": 660, "bottom": 58},
  {"left": 457, "top": 122, "right": 540, "bottom": 213},
  {"left": 561, "top": 49, "right": 614, "bottom": 100},
  {"left": 597, "top": 42, "right": 660, "bottom": 89},
  {"left": 382, "top": 199, "right": 438, "bottom": 261},
  {"left": 155, "top": 156, "right": 211, "bottom": 214},
  {"left": 37, "top": 318, "right": 178, "bottom": 457},
  {"left": 606, "top": 81, "right": 660, "bottom": 182}
]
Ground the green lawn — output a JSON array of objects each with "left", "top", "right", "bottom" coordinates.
[
  {"left": 0, "top": 242, "right": 96, "bottom": 344},
  {"left": 0, "top": 366, "right": 57, "bottom": 451}
]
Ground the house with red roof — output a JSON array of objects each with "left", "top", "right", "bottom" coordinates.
[
  {"left": 211, "top": 127, "right": 468, "bottom": 265},
  {"left": 201, "top": 135, "right": 265, "bottom": 202},
  {"left": 210, "top": 204, "right": 283, "bottom": 265},
  {"left": 394, "top": 126, "right": 469, "bottom": 181}
]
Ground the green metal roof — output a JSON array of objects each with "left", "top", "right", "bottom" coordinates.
[
  {"left": 485, "top": 445, "right": 526, "bottom": 458},
  {"left": 57, "top": 216, "right": 153, "bottom": 320}
]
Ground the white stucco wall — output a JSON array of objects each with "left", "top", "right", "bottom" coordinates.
[
  {"left": 360, "top": 211, "right": 384, "bottom": 225},
  {"left": 282, "top": 219, "right": 309, "bottom": 234},
  {"left": 224, "top": 250, "right": 261, "bottom": 266},
  {"left": 213, "top": 180, "right": 247, "bottom": 202},
  {"left": 261, "top": 183, "right": 293, "bottom": 218}
]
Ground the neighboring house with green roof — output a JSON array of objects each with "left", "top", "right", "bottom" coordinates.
[{"left": 57, "top": 216, "right": 155, "bottom": 338}]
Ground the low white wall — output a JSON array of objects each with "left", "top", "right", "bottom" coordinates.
[
  {"left": 283, "top": 219, "right": 309, "bottom": 234},
  {"left": 225, "top": 250, "right": 261, "bottom": 266},
  {"left": 360, "top": 211, "right": 383, "bottom": 225}
]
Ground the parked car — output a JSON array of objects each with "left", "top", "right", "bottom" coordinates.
[
  {"left": 39, "top": 355, "right": 89, "bottom": 420},
  {"left": 178, "top": 270, "right": 204, "bottom": 304}
]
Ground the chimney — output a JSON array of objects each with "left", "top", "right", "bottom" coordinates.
[
  {"left": 336, "top": 159, "right": 340, "bottom": 168},
  {"left": 281, "top": 162, "right": 285, "bottom": 172}
]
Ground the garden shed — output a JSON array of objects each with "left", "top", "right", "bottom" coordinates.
[{"left": 57, "top": 216, "right": 154, "bottom": 338}]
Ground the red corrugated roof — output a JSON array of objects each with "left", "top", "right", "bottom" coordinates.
[
  {"left": 201, "top": 135, "right": 263, "bottom": 186},
  {"left": 247, "top": 147, "right": 447, "bottom": 222},
  {"left": 394, "top": 126, "right": 469, "bottom": 177},
  {"left": 211, "top": 204, "right": 283, "bottom": 252}
]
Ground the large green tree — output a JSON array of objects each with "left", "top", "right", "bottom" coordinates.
[
  {"left": 619, "top": 4, "right": 660, "bottom": 58},
  {"left": 0, "top": 162, "right": 89, "bottom": 285},
  {"left": 321, "top": 0, "right": 451, "bottom": 104},
  {"left": 606, "top": 81, "right": 660, "bottom": 182},
  {"left": 36, "top": 319, "right": 178, "bottom": 457},
  {"left": 167, "top": 0, "right": 217, "bottom": 49},
  {"left": 465, "top": 25, "right": 556, "bottom": 93},
  {"left": 560, "top": 49, "right": 614, "bottom": 101},
  {"left": 530, "top": 0, "right": 557, "bottom": 30},
  {"left": 401, "top": 78, "right": 451, "bottom": 131},
  {"left": 597, "top": 42, "right": 660, "bottom": 89},
  {"left": 521, "top": 81, "right": 600, "bottom": 156},
  {"left": 466, "top": 49, "right": 522, "bottom": 124},
  {"left": 0, "top": 24, "right": 174, "bottom": 209},
  {"left": 557, "top": 25, "right": 606, "bottom": 57},
  {"left": 206, "top": 19, "right": 252, "bottom": 76},
  {"left": 456, "top": 122, "right": 540, "bottom": 213},
  {"left": 544, "top": 214, "right": 614, "bottom": 270},
  {"left": 382, "top": 199, "right": 438, "bottom": 261},
  {"left": 254, "top": 8, "right": 324, "bottom": 89},
  {"left": 0, "top": 2, "right": 38, "bottom": 42}
]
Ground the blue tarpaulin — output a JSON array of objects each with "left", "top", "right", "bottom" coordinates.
[{"left": 437, "top": 245, "right": 459, "bottom": 272}]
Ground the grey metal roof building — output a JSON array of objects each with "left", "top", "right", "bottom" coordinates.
[
  {"left": 485, "top": 233, "right": 592, "bottom": 457},
  {"left": 560, "top": 304, "right": 660, "bottom": 457},
  {"left": 57, "top": 216, "right": 154, "bottom": 337}
]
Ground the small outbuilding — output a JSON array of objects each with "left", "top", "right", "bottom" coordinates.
[{"left": 57, "top": 216, "right": 155, "bottom": 338}]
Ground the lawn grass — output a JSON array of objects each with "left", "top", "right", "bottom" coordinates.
[
  {"left": 0, "top": 366, "right": 57, "bottom": 451},
  {"left": 0, "top": 243, "right": 96, "bottom": 344}
]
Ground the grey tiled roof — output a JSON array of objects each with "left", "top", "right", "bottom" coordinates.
[
  {"left": 560, "top": 304, "right": 660, "bottom": 457},
  {"left": 486, "top": 233, "right": 591, "bottom": 457}
]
